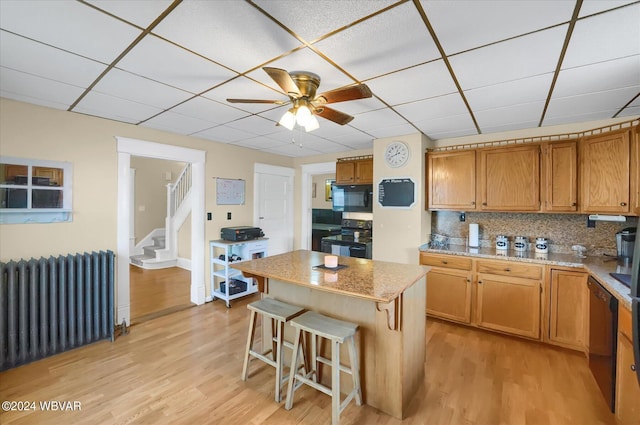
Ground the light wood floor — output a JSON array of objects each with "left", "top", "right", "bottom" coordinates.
[
  {"left": 129, "top": 265, "right": 193, "bottom": 324},
  {"left": 0, "top": 294, "right": 615, "bottom": 425}
]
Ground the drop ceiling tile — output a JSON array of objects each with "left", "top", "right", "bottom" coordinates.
[
  {"left": 301, "top": 137, "right": 353, "bottom": 154},
  {"left": 0, "top": 0, "right": 142, "bottom": 63},
  {"left": 245, "top": 48, "right": 354, "bottom": 94},
  {"left": 554, "top": 56, "right": 640, "bottom": 98},
  {"left": 116, "top": 35, "right": 237, "bottom": 94},
  {"left": 543, "top": 109, "right": 624, "bottom": 127},
  {"left": 313, "top": 2, "right": 440, "bottom": 81},
  {"left": 412, "top": 113, "right": 477, "bottom": 139},
  {"left": 202, "top": 76, "right": 286, "bottom": 114},
  {"left": 475, "top": 102, "right": 545, "bottom": 131},
  {"left": 0, "top": 67, "right": 85, "bottom": 110},
  {"left": 74, "top": 90, "right": 163, "bottom": 124},
  {"left": 349, "top": 107, "right": 412, "bottom": 133},
  {"left": 171, "top": 96, "right": 250, "bottom": 125},
  {"left": 545, "top": 86, "right": 640, "bottom": 121},
  {"left": 225, "top": 115, "right": 281, "bottom": 136},
  {"left": 326, "top": 97, "right": 387, "bottom": 116},
  {"left": 260, "top": 142, "right": 324, "bottom": 158},
  {"left": 91, "top": 68, "right": 193, "bottom": 110},
  {"left": 87, "top": 0, "right": 173, "bottom": 28},
  {"left": 465, "top": 73, "right": 553, "bottom": 111},
  {"left": 193, "top": 124, "right": 256, "bottom": 144},
  {"left": 230, "top": 136, "right": 288, "bottom": 150},
  {"left": 579, "top": 0, "right": 637, "bottom": 17},
  {"left": 0, "top": 32, "right": 108, "bottom": 87},
  {"left": 366, "top": 60, "right": 457, "bottom": 106},
  {"left": 450, "top": 25, "right": 567, "bottom": 90},
  {"left": 140, "top": 110, "right": 216, "bottom": 135},
  {"left": 152, "top": 1, "right": 301, "bottom": 73},
  {"left": 422, "top": 0, "right": 575, "bottom": 54},
  {"left": 395, "top": 92, "right": 469, "bottom": 122},
  {"left": 563, "top": 4, "right": 640, "bottom": 68},
  {"left": 617, "top": 106, "right": 640, "bottom": 118},
  {"left": 253, "top": 0, "right": 397, "bottom": 42}
]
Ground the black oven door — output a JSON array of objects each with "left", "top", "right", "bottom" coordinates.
[{"left": 349, "top": 245, "right": 367, "bottom": 258}]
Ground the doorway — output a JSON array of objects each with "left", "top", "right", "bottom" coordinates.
[
  {"left": 300, "top": 162, "right": 336, "bottom": 250},
  {"left": 116, "top": 137, "right": 206, "bottom": 326}
]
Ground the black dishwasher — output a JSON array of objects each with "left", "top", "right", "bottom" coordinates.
[{"left": 587, "top": 277, "right": 618, "bottom": 412}]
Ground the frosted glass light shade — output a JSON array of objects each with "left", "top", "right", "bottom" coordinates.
[
  {"left": 279, "top": 110, "right": 295, "bottom": 130},
  {"left": 305, "top": 114, "right": 319, "bottom": 132},
  {"left": 295, "top": 105, "right": 312, "bottom": 126}
]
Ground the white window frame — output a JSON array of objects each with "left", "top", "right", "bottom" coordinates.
[{"left": 0, "top": 156, "right": 73, "bottom": 224}]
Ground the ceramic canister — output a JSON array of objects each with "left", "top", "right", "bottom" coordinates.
[
  {"left": 535, "top": 237, "right": 549, "bottom": 253},
  {"left": 496, "top": 235, "right": 508, "bottom": 250},
  {"left": 514, "top": 236, "right": 528, "bottom": 252}
]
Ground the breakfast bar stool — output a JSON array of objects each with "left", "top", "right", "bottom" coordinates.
[
  {"left": 285, "top": 311, "right": 362, "bottom": 425},
  {"left": 242, "top": 297, "right": 306, "bottom": 402}
]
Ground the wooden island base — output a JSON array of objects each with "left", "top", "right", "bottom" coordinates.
[{"left": 262, "top": 276, "right": 425, "bottom": 419}]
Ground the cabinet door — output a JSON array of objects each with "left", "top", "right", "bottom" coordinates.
[
  {"left": 336, "top": 161, "right": 355, "bottom": 184},
  {"left": 616, "top": 332, "right": 640, "bottom": 425},
  {"left": 355, "top": 159, "right": 373, "bottom": 184},
  {"left": 476, "top": 273, "right": 541, "bottom": 339},
  {"left": 478, "top": 145, "right": 540, "bottom": 211},
  {"left": 428, "top": 150, "right": 476, "bottom": 210},
  {"left": 580, "top": 130, "right": 630, "bottom": 213},
  {"left": 426, "top": 267, "right": 472, "bottom": 323},
  {"left": 548, "top": 269, "right": 587, "bottom": 351},
  {"left": 543, "top": 141, "right": 577, "bottom": 212}
]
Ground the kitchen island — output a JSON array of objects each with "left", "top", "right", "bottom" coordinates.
[{"left": 231, "top": 249, "right": 428, "bottom": 420}]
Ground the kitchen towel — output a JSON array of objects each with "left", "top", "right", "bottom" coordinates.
[{"left": 469, "top": 223, "right": 479, "bottom": 248}]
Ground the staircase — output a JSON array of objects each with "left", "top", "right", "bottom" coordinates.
[
  {"left": 130, "top": 234, "right": 177, "bottom": 269},
  {"left": 130, "top": 163, "right": 192, "bottom": 270}
]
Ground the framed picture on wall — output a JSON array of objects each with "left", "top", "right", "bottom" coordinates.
[{"left": 325, "top": 179, "right": 335, "bottom": 201}]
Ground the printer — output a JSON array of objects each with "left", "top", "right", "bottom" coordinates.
[{"left": 221, "top": 226, "right": 264, "bottom": 241}]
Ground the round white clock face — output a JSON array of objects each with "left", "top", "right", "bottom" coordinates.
[{"left": 384, "top": 141, "right": 410, "bottom": 168}]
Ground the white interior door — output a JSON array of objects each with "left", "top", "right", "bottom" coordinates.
[{"left": 255, "top": 164, "right": 294, "bottom": 256}]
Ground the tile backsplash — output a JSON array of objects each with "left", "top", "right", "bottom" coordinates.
[{"left": 431, "top": 211, "right": 638, "bottom": 255}]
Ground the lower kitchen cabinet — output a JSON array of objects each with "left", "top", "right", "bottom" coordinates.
[
  {"left": 616, "top": 307, "right": 640, "bottom": 425},
  {"left": 547, "top": 269, "right": 588, "bottom": 351},
  {"left": 476, "top": 272, "right": 542, "bottom": 339},
  {"left": 420, "top": 253, "right": 472, "bottom": 323}
]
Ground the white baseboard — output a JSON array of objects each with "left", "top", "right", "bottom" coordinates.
[{"left": 176, "top": 257, "right": 191, "bottom": 270}]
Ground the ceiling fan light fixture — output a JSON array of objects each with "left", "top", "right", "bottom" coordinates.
[
  {"left": 295, "top": 104, "right": 312, "bottom": 126},
  {"left": 305, "top": 114, "right": 319, "bottom": 132},
  {"left": 279, "top": 109, "right": 296, "bottom": 130}
]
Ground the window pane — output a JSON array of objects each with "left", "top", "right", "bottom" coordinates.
[
  {"left": 1, "top": 188, "right": 27, "bottom": 208},
  {"left": 32, "top": 189, "right": 62, "bottom": 208},
  {"left": 33, "top": 166, "right": 63, "bottom": 186},
  {"left": 1, "top": 163, "right": 28, "bottom": 184}
]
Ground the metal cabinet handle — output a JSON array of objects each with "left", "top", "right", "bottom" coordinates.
[
  {"left": 620, "top": 202, "right": 627, "bottom": 206},
  {"left": 478, "top": 280, "right": 483, "bottom": 284},
  {"left": 571, "top": 202, "right": 577, "bottom": 206},
  {"left": 632, "top": 364, "right": 637, "bottom": 372},
  {"left": 442, "top": 260, "right": 448, "bottom": 264},
  {"left": 504, "top": 268, "right": 511, "bottom": 272},
  {"left": 482, "top": 202, "right": 487, "bottom": 206},
  {"left": 466, "top": 279, "right": 471, "bottom": 283},
  {"left": 471, "top": 201, "right": 476, "bottom": 205}
]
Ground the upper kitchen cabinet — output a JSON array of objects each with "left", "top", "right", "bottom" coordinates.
[
  {"left": 580, "top": 129, "right": 631, "bottom": 214},
  {"left": 631, "top": 126, "right": 640, "bottom": 216},
  {"left": 427, "top": 150, "right": 476, "bottom": 210},
  {"left": 335, "top": 156, "right": 373, "bottom": 185},
  {"left": 541, "top": 141, "right": 578, "bottom": 212},
  {"left": 478, "top": 144, "right": 540, "bottom": 211}
]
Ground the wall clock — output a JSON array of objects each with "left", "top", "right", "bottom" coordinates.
[{"left": 384, "top": 141, "right": 410, "bottom": 168}]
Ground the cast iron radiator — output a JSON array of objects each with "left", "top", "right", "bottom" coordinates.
[{"left": 0, "top": 250, "right": 115, "bottom": 371}]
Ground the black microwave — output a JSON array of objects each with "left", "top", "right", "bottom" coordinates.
[{"left": 332, "top": 184, "right": 373, "bottom": 213}]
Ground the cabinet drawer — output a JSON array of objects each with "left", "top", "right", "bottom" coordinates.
[
  {"left": 420, "top": 253, "right": 472, "bottom": 270},
  {"left": 619, "top": 306, "right": 632, "bottom": 341},
  {"left": 476, "top": 260, "right": 542, "bottom": 280}
]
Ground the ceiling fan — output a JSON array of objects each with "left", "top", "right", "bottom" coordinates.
[{"left": 227, "top": 67, "right": 373, "bottom": 132}]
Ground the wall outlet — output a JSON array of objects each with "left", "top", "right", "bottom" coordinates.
[
  {"left": 459, "top": 212, "right": 466, "bottom": 222},
  {"left": 227, "top": 212, "right": 232, "bottom": 220},
  {"left": 587, "top": 218, "right": 596, "bottom": 228},
  {"left": 207, "top": 212, "right": 212, "bottom": 221}
]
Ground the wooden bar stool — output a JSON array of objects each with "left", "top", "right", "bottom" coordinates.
[
  {"left": 241, "top": 297, "right": 306, "bottom": 402},
  {"left": 285, "top": 311, "right": 362, "bottom": 425}
]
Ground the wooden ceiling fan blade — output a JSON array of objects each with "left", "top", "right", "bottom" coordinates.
[
  {"left": 315, "top": 84, "right": 372, "bottom": 104},
  {"left": 226, "top": 98, "right": 287, "bottom": 105},
  {"left": 263, "top": 67, "right": 301, "bottom": 96},
  {"left": 314, "top": 106, "right": 354, "bottom": 125}
]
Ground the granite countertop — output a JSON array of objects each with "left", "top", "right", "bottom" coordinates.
[
  {"left": 231, "top": 249, "right": 428, "bottom": 303},
  {"left": 419, "top": 244, "right": 634, "bottom": 310},
  {"left": 312, "top": 223, "right": 342, "bottom": 232}
]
